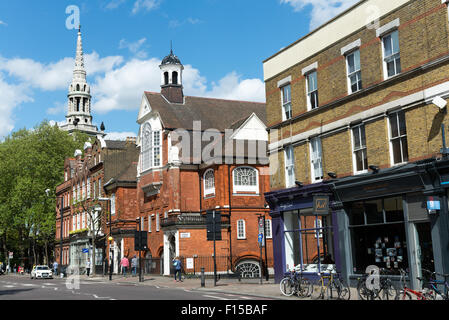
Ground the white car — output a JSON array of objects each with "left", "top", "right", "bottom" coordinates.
[{"left": 31, "top": 265, "right": 53, "bottom": 279}]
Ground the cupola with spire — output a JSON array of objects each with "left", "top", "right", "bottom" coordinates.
[{"left": 160, "top": 44, "right": 184, "bottom": 104}]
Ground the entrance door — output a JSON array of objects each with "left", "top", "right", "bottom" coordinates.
[{"left": 413, "top": 222, "right": 434, "bottom": 283}]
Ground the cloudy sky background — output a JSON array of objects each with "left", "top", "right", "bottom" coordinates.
[{"left": 0, "top": 0, "right": 358, "bottom": 140}]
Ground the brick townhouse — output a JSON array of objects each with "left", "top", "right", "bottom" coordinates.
[
  {"left": 135, "top": 49, "right": 273, "bottom": 278},
  {"left": 55, "top": 137, "right": 139, "bottom": 275},
  {"left": 263, "top": 0, "right": 449, "bottom": 287}
]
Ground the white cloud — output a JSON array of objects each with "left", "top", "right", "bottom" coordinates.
[
  {"left": 0, "top": 73, "right": 33, "bottom": 137},
  {"left": 0, "top": 52, "right": 123, "bottom": 91},
  {"left": 0, "top": 20, "right": 7, "bottom": 26},
  {"left": 132, "top": 0, "right": 161, "bottom": 14},
  {"left": 92, "top": 58, "right": 265, "bottom": 114},
  {"left": 104, "top": 131, "right": 137, "bottom": 140},
  {"left": 104, "top": 0, "right": 127, "bottom": 10},
  {"left": 281, "top": 0, "right": 359, "bottom": 30},
  {"left": 46, "top": 101, "right": 66, "bottom": 115},
  {"left": 169, "top": 17, "right": 203, "bottom": 29},
  {"left": 119, "top": 38, "right": 148, "bottom": 58}
]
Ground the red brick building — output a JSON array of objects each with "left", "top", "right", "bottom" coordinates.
[
  {"left": 135, "top": 50, "right": 273, "bottom": 278},
  {"left": 55, "top": 137, "right": 139, "bottom": 275}
]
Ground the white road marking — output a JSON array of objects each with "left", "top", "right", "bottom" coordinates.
[
  {"left": 3, "top": 285, "right": 15, "bottom": 288},
  {"left": 202, "top": 294, "right": 231, "bottom": 300}
]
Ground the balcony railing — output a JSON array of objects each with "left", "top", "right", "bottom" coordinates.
[{"left": 161, "top": 214, "right": 230, "bottom": 228}]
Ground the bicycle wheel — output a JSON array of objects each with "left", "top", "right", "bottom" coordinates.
[
  {"left": 298, "top": 278, "right": 312, "bottom": 298},
  {"left": 280, "top": 277, "right": 295, "bottom": 297},
  {"left": 380, "top": 281, "right": 398, "bottom": 300},
  {"left": 310, "top": 279, "right": 325, "bottom": 300},
  {"left": 395, "top": 290, "right": 412, "bottom": 300},
  {"left": 326, "top": 281, "right": 338, "bottom": 300},
  {"left": 336, "top": 278, "right": 351, "bottom": 300},
  {"left": 357, "top": 279, "right": 371, "bottom": 300}
]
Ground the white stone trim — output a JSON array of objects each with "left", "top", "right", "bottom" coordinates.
[
  {"left": 376, "top": 18, "right": 400, "bottom": 37},
  {"left": 269, "top": 80, "right": 449, "bottom": 152},
  {"left": 277, "top": 76, "right": 292, "bottom": 88},
  {"left": 302, "top": 62, "right": 318, "bottom": 75},
  {"left": 340, "top": 39, "right": 361, "bottom": 56}
]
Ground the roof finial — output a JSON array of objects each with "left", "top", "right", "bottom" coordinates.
[
  {"left": 171, "top": 40, "right": 173, "bottom": 54},
  {"left": 78, "top": 24, "right": 81, "bottom": 33}
]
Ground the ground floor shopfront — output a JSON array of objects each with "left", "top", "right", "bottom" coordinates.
[{"left": 266, "top": 158, "right": 449, "bottom": 289}]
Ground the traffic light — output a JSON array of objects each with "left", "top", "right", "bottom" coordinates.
[
  {"left": 134, "top": 231, "right": 148, "bottom": 251},
  {"left": 206, "top": 210, "right": 222, "bottom": 241}
]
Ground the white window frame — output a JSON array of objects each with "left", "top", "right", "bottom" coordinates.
[
  {"left": 156, "top": 213, "right": 160, "bottom": 232},
  {"left": 305, "top": 71, "right": 319, "bottom": 111},
  {"left": 388, "top": 110, "right": 408, "bottom": 165},
  {"left": 351, "top": 124, "right": 368, "bottom": 174},
  {"left": 232, "top": 167, "right": 259, "bottom": 194},
  {"left": 265, "top": 219, "right": 272, "bottom": 239},
  {"left": 141, "top": 122, "right": 162, "bottom": 172},
  {"left": 237, "top": 219, "right": 246, "bottom": 239},
  {"left": 346, "top": 50, "right": 362, "bottom": 94},
  {"left": 148, "top": 215, "right": 151, "bottom": 233},
  {"left": 77, "top": 213, "right": 80, "bottom": 230},
  {"left": 281, "top": 84, "right": 292, "bottom": 121},
  {"left": 82, "top": 212, "right": 85, "bottom": 229},
  {"left": 203, "top": 169, "right": 215, "bottom": 197},
  {"left": 382, "top": 30, "right": 401, "bottom": 79},
  {"left": 111, "top": 193, "right": 116, "bottom": 215},
  {"left": 310, "top": 137, "right": 323, "bottom": 183},
  {"left": 284, "top": 146, "right": 296, "bottom": 188},
  {"left": 87, "top": 177, "right": 91, "bottom": 199}
]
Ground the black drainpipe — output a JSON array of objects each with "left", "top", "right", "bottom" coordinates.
[{"left": 228, "top": 164, "right": 233, "bottom": 271}]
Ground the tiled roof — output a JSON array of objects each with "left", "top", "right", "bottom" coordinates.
[{"left": 144, "top": 92, "right": 266, "bottom": 131}]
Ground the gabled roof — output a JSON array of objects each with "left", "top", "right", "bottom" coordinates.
[{"left": 144, "top": 92, "right": 266, "bottom": 131}]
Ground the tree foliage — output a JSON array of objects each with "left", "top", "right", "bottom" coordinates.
[{"left": 0, "top": 121, "right": 90, "bottom": 266}]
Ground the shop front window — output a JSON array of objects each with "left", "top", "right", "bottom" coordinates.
[
  {"left": 349, "top": 196, "right": 408, "bottom": 274},
  {"left": 283, "top": 210, "right": 335, "bottom": 273}
]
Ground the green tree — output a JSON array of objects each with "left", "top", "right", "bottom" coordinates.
[{"left": 0, "top": 121, "right": 90, "bottom": 268}]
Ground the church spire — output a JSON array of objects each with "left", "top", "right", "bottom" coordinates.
[{"left": 59, "top": 27, "right": 104, "bottom": 137}]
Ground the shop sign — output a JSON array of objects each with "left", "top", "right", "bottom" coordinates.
[
  {"left": 427, "top": 196, "right": 441, "bottom": 214},
  {"left": 313, "top": 195, "right": 329, "bottom": 215}
]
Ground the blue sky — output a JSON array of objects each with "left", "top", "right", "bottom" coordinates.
[{"left": 0, "top": 0, "right": 358, "bottom": 140}]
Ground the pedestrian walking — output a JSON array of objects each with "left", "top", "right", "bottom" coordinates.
[
  {"left": 120, "top": 256, "right": 129, "bottom": 277},
  {"left": 131, "top": 255, "right": 138, "bottom": 277},
  {"left": 86, "top": 258, "right": 91, "bottom": 277},
  {"left": 53, "top": 261, "right": 58, "bottom": 276},
  {"left": 172, "top": 257, "right": 182, "bottom": 282}
]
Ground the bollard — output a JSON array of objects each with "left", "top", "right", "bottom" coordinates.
[{"left": 201, "top": 267, "right": 205, "bottom": 287}]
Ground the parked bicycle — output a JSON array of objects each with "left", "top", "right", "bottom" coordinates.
[
  {"left": 357, "top": 268, "right": 397, "bottom": 300},
  {"left": 310, "top": 271, "right": 350, "bottom": 300},
  {"left": 420, "top": 269, "right": 449, "bottom": 300},
  {"left": 280, "top": 269, "right": 312, "bottom": 298},
  {"left": 395, "top": 269, "right": 434, "bottom": 300}
]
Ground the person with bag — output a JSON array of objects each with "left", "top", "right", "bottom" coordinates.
[{"left": 120, "top": 256, "right": 129, "bottom": 277}]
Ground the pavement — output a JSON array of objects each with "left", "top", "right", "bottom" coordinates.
[
  {"left": 2, "top": 272, "right": 362, "bottom": 300},
  {"left": 75, "top": 273, "right": 361, "bottom": 300}
]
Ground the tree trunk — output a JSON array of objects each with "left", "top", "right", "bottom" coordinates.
[{"left": 91, "top": 234, "right": 96, "bottom": 276}]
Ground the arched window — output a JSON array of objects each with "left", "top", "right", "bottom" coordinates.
[
  {"left": 237, "top": 219, "right": 246, "bottom": 239},
  {"left": 203, "top": 169, "right": 215, "bottom": 197},
  {"left": 141, "top": 122, "right": 162, "bottom": 172},
  {"left": 142, "top": 123, "right": 152, "bottom": 172},
  {"left": 232, "top": 167, "right": 259, "bottom": 193},
  {"left": 172, "top": 71, "right": 178, "bottom": 85},
  {"left": 76, "top": 84, "right": 80, "bottom": 91},
  {"left": 164, "top": 72, "right": 169, "bottom": 85}
]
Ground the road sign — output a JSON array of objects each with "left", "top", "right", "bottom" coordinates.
[
  {"left": 258, "top": 233, "right": 264, "bottom": 247},
  {"left": 82, "top": 248, "right": 89, "bottom": 253}
]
